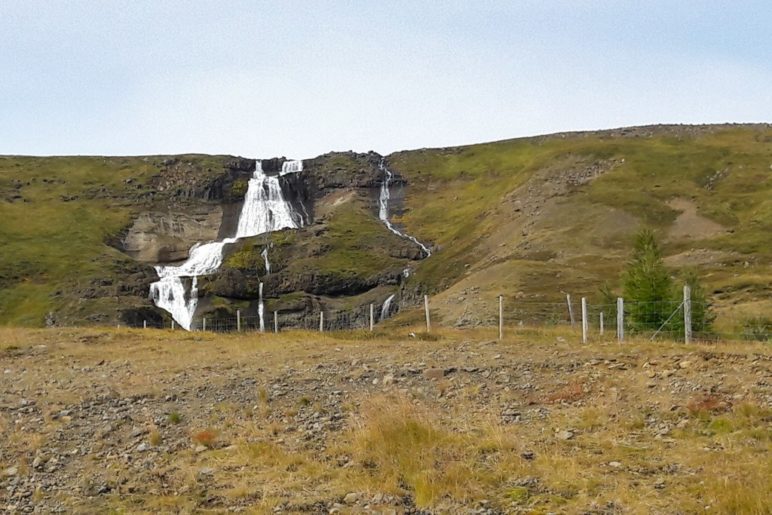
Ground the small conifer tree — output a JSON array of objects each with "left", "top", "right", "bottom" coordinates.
[{"left": 622, "top": 229, "right": 674, "bottom": 332}]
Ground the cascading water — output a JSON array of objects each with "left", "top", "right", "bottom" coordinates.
[
  {"left": 258, "top": 282, "right": 265, "bottom": 332},
  {"left": 149, "top": 160, "right": 303, "bottom": 330},
  {"left": 280, "top": 159, "right": 303, "bottom": 175},
  {"left": 378, "top": 157, "right": 431, "bottom": 257},
  {"left": 261, "top": 246, "right": 271, "bottom": 275},
  {"left": 380, "top": 294, "right": 395, "bottom": 321},
  {"left": 375, "top": 157, "right": 432, "bottom": 322}
]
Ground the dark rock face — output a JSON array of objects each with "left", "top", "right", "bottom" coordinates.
[
  {"left": 302, "top": 151, "right": 390, "bottom": 197},
  {"left": 278, "top": 171, "right": 314, "bottom": 226},
  {"left": 148, "top": 156, "right": 256, "bottom": 202},
  {"left": 119, "top": 306, "right": 165, "bottom": 328},
  {"left": 100, "top": 150, "right": 427, "bottom": 329}
]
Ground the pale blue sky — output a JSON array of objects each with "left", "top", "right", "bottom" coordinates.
[{"left": 1, "top": 1, "right": 770, "bottom": 158}]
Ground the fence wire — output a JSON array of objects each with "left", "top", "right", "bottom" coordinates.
[{"left": 126, "top": 296, "right": 769, "bottom": 343}]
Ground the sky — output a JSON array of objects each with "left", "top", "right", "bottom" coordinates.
[{"left": 1, "top": 1, "right": 770, "bottom": 158}]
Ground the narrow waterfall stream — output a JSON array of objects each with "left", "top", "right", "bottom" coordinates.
[
  {"left": 261, "top": 246, "right": 271, "bottom": 275},
  {"left": 376, "top": 157, "right": 432, "bottom": 323},
  {"left": 258, "top": 282, "right": 265, "bottom": 332},
  {"left": 378, "top": 157, "right": 432, "bottom": 257},
  {"left": 150, "top": 160, "right": 303, "bottom": 330},
  {"left": 380, "top": 294, "right": 395, "bottom": 321}
]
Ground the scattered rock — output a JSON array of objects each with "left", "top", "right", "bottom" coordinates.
[{"left": 557, "top": 429, "right": 574, "bottom": 440}]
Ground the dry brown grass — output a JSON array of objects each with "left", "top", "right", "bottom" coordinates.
[
  {"left": 191, "top": 429, "right": 217, "bottom": 448},
  {"left": 1, "top": 325, "right": 770, "bottom": 513}
]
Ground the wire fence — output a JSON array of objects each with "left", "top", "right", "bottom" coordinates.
[{"left": 127, "top": 293, "right": 769, "bottom": 343}]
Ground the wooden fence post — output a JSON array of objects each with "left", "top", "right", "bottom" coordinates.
[
  {"left": 581, "top": 297, "right": 588, "bottom": 344},
  {"left": 274, "top": 311, "right": 278, "bottom": 333},
  {"left": 599, "top": 312, "right": 604, "bottom": 336},
  {"left": 683, "top": 284, "right": 692, "bottom": 344},
  {"left": 616, "top": 298, "right": 624, "bottom": 343},
  {"left": 236, "top": 310, "right": 241, "bottom": 332},
  {"left": 319, "top": 311, "right": 324, "bottom": 332},
  {"left": 566, "top": 294, "right": 575, "bottom": 326},
  {"left": 369, "top": 303, "right": 374, "bottom": 332},
  {"left": 203, "top": 317, "right": 207, "bottom": 332},
  {"left": 498, "top": 295, "right": 503, "bottom": 340},
  {"left": 143, "top": 320, "right": 147, "bottom": 330},
  {"left": 424, "top": 295, "right": 431, "bottom": 332},
  {"left": 171, "top": 319, "right": 175, "bottom": 331}
]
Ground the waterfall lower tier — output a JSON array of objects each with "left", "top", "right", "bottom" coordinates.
[
  {"left": 378, "top": 157, "right": 432, "bottom": 257},
  {"left": 258, "top": 282, "right": 265, "bottom": 332},
  {"left": 150, "top": 159, "right": 303, "bottom": 330},
  {"left": 380, "top": 294, "right": 396, "bottom": 321},
  {"left": 261, "top": 246, "right": 271, "bottom": 275},
  {"left": 149, "top": 276, "right": 199, "bottom": 330}
]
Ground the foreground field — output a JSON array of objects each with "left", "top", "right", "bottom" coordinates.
[{"left": 0, "top": 327, "right": 770, "bottom": 514}]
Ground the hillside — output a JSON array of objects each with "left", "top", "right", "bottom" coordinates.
[{"left": 0, "top": 124, "right": 770, "bottom": 331}]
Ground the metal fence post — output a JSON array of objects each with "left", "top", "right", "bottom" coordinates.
[
  {"left": 616, "top": 297, "right": 624, "bottom": 343},
  {"left": 319, "top": 311, "right": 324, "bottom": 332},
  {"left": 566, "top": 294, "right": 575, "bottom": 326},
  {"left": 369, "top": 303, "right": 374, "bottom": 332},
  {"left": 424, "top": 295, "right": 431, "bottom": 332},
  {"left": 683, "top": 284, "right": 692, "bottom": 344},
  {"left": 581, "top": 297, "right": 588, "bottom": 344},
  {"left": 498, "top": 295, "right": 503, "bottom": 340}
]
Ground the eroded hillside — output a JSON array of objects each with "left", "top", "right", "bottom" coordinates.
[{"left": 0, "top": 124, "right": 770, "bottom": 330}]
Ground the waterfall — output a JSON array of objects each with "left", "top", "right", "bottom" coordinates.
[
  {"left": 378, "top": 157, "right": 432, "bottom": 257},
  {"left": 380, "top": 294, "right": 396, "bottom": 321},
  {"left": 150, "top": 159, "right": 303, "bottom": 330},
  {"left": 258, "top": 282, "right": 265, "bottom": 332},
  {"left": 261, "top": 246, "right": 271, "bottom": 275},
  {"left": 281, "top": 159, "right": 303, "bottom": 175}
]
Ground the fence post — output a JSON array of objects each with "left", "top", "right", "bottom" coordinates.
[
  {"left": 581, "top": 297, "right": 588, "bottom": 344},
  {"left": 171, "top": 319, "right": 175, "bottom": 331},
  {"left": 236, "top": 310, "right": 241, "bottom": 332},
  {"left": 274, "top": 311, "right": 278, "bottom": 333},
  {"left": 203, "top": 317, "right": 207, "bottom": 332},
  {"left": 566, "top": 294, "right": 575, "bottom": 326},
  {"left": 319, "top": 311, "right": 324, "bottom": 332},
  {"left": 616, "top": 298, "right": 624, "bottom": 343},
  {"left": 424, "top": 295, "right": 431, "bottom": 332},
  {"left": 498, "top": 295, "right": 503, "bottom": 340},
  {"left": 143, "top": 320, "right": 147, "bottom": 330},
  {"left": 369, "top": 303, "right": 374, "bottom": 332},
  {"left": 599, "top": 312, "right": 604, "bottom": 336},
  {"left": 683, "top": 284, "right": 692, "bottom": 344}
]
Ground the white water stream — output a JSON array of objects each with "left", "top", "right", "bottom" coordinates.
[
  {"left": 376, "top": 157, "right": 432, "bottom": 322},
  {"left": 378, "top": 157, "right": 431, "bottom": 257},
  {"left": 150, "top": 160, "right": 303, "bottom": 330},
  {"left": 380, "top": 294, "right": 395, "bottom": 321}
]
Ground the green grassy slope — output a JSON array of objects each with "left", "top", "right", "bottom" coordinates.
[
  {"left": 0, "top": 155, "right": 236, "bottom": 325},
  {"left": 388, "top": 125, "right": 771, "bottom": 328},
  {"left": 0, "top": 125, "right": 769, "bottom": 328}
]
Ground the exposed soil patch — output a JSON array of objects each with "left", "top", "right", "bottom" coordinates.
[{"left": 667, "top": 198, "right": 727, "bottom": 241}]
